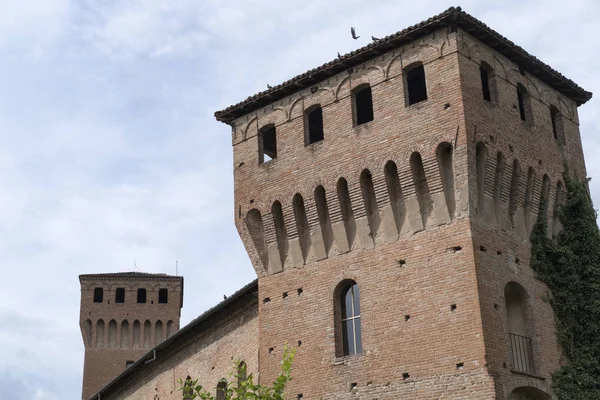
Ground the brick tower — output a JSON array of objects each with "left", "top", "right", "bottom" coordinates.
[
  {"left": 79, "top": 272, "right": 183, "bottom": 400},
  {"left": 215, "top": 7, "right": 592, "bottom": 400}
]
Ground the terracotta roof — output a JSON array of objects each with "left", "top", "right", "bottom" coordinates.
[
  {"left": 79, "top": 272, "right": 182, "bottom": 280},
  {"left": 89, "top": 279, "right": 258, "bottom": 400},
  {"left": 214, "top": 6, "right": 592, "bottom": 124}
]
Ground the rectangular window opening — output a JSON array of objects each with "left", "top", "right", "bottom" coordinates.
[
  {"left": 158, "top": 288, "right": 168, "bottom": 304},
  {"left": 480, "top": 67, "right": 491, "bottom": 101},
  {"left": 354, "top": 86, "right": 374, "bottom": 126},
  {"left": 517, "top": 91, "right": 526, "bottom": 121},
  {"left": 305, "top": 107, "right": 324, "bottom": 145},
  {"left": 93, "top": 288, "right": 103, "bottom": 303},
  {"left": 137, "top": 288, "right": 147, "bottom": 304},
  {"left": 406, "top": 65, "right": 427, "bottom": 105},
  {"left": 115, "top": 288, "right": 125, "bottom": 303},
  {"left": 259, "top": 126, "right": 277, "bottom": 163}
]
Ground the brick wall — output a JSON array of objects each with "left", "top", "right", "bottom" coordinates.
[
  {"left": 229, "top": 25, "right": 587, "bottom": 399},
  {"left": 457, "top": 29, "right": 586, "bottom": 398},
  {"left": 105, "top": 292, "right": 259, "bottom": 400},
  {"left": 80, "top": 274, "right": 183, "bottom": 400}
]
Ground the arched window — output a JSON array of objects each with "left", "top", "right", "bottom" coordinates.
[
  {"left": 304, "top": 105, "right": 324, "bottom": 145},
  {"left": 259, "top": 124, "right": 277, "bottom": 163},
  {"left": 404, "top": 63, "right": 427, "bottom": 106},
  {"left": 336, "top": 280, "right": 362, "bottom": 356},
  {"left": 508, "top": 386, "right": 552, "bottom": 400},
  {"left": 216, "top": 379, "right": 227, "bottom": 400},
  {"left": 352, "top": 84, "right": 374, "bottom": 126},
  {"left": 183, "top": 376, "right": 194, "bottom": 400},
  {"left": 550, "top": 105, "right": 564, "bottom": 144},
  {"left": 237, "top": 361, "right": 247, "bottom": 387},
  {"left": 480, "top": 61, "right": 496, "bottom": 103},
  {"left": 516, "top": 83, "right": 532, "bottom": 124},
  {"left": 505, "top": 282, "right": 535, "bottom": 375}
]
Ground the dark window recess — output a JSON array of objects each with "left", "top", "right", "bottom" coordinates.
[
  {"left": 216, "top": 381, "right": 227, "bottom": 400},
  {"left": 406, "top": 65, "right": 427, "bottom": 105},
  {"left": 137, "top": 288, "right": 147, "bottom": 304},
  {"left": 259, "top": 126, "right": 277, "bottom": 163},
  {"left": 306, "top": 107, "right": 324, "bottom": 145},
  {"left": 480, "top": 67, "right": 491, "bottom": 101},
  {"left": 158, "top": 288, "right": 168, "bottom": 304},
  {"left": 341, "top": 282, "right": 362, "bottom": 356},
  {"left": 517, "top": 85, "right": 527, "bottom": 121},
  {"left": 551, "top": 110, "right": 559, "bottom": 140},
  {"left": 125, "top": 360, "right": 135, "bottom": 368},
  {"left": 93, "top": 288, "right": 103, "bottom": 303},
  {"left": 550, "top": 106, "right": 562, "bottom": 142},
  {"left": 354, "top": 86, "right": 374, "bottom": 125},
  {"left": 115, "top": 288, "right": 125, "bottom": 303}
]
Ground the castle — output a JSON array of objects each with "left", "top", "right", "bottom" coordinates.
[{"left": 81, "top": 7, "right": 593, "bottom": 400}]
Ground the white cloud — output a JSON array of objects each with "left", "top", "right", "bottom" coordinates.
[{"left": 74, "top": 0, "right": 210, "bottom": 58}]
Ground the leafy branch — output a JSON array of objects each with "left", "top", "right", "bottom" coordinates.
[{"left": 179, "top": 345, "right": 295, "bottom": 400}]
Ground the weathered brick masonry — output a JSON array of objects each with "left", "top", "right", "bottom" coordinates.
[
  {"left": 79, "top": 272, "right": 183, "bottom": 400},
  {"left": 83, "top": 6, "right": 592, "bottom": 400},
  {"left": 216, "top": 6, "right": 591, "bottom": 400}
]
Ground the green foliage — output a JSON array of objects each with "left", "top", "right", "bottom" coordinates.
[
  {"left": 530, "top": 174, "right": 600, "bottom": 399},
  {"left": 178, "top": 345, "right": 295, "bottom": 400}
]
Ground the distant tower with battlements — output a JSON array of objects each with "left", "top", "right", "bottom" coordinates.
[{"left": 79, "top": 272, "right": 183, "bottom": 400}]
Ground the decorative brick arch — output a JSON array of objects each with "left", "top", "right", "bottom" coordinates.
[{"left": 507, "top": 386, "right": 552, "bottom": 400}]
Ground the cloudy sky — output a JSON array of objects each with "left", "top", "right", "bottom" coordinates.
[{"left": 0, "top": 0, "right": 598, "bottom": 399}]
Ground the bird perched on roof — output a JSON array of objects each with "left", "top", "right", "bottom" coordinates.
[
  {"left": 223, "top": 294, "right": 227, "bottom": 300},
  {"left": 337, "top": 52, "right": 342, "bottom": 58},
  {"left": 267, "top": 84, "right": 272, "bottom": 89},
  {"left": 351, "top": 27, "right": 360, "bottom": 40},
  {"left": 372, "top": 36, "right": 380, "bottom": 41}
]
